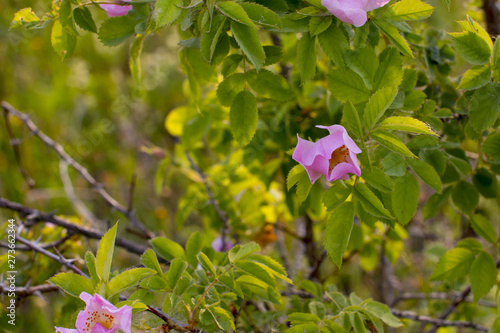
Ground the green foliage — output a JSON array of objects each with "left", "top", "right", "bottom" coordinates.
[
  {"left": 96, "top": 222, "right": 118, "bottom": 282},
  {"left": 49, "top": 273, "right": 94, "bottom": 298},
  {"left": 324, "top": 202, "right": 354, "bottom": 268}
]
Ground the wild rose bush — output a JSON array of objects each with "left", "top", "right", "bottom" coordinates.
[{"left": 5, "top": 0, "right": 500, "bottom": 332}]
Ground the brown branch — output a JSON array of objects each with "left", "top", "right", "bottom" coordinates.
[
  {"left": 425, "top": 258, "right": 500, "bottom": 332},
  {"left": 482, "top": 0, "right": 500, "bottom": 37},
  {"left": 1, "top": 101, "right": 153, "bottom": 239},
  {"left": 392, "top": 309, "right": 488, "bottom": 332},
  {"left": 0, "top": 232, "right": 76, "bottom": 251},
  {"left": 2, "top": 107, "right": 35, "bottom": 188},
  {"left": 0, "top": 196, "right": 148, "bottom": 255},
  {"left": 395, "top": 292, "right": 496, "bottom": 308},
  {"left": 147, "top": 306, "right": 206, "bottom": 333},
  {"left": 16, "top": 234, "right": 89, "bottom": 278},
  {"left": 0, "top": 283, "right": 59, "bottom": 297},
  {"left": 185, "top": 150, "right": 232, "bottom": 249}
]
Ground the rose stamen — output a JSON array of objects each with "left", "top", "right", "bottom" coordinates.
[{"left": 329, "top": 145, "right": 349, "bottom": 173}]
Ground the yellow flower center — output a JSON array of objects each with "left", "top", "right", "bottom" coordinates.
[
  {"left": 83, "top": 311, "right": 115, "bottom": 332},
  {"left": 329, "top": 145, "right": 349, "bottom": 173}
]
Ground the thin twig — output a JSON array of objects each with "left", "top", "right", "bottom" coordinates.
[
  {"left": 127, "top": 173, "right": 137, "bottom": 213},
  {"left": 146, "top": 306, "right": 204, "bottom": 333},
  {"left": 392, "top": 309, "right": 488, "bottom": 332},
  {"left": 0, "top": 196, "right": 148, "bottom": 255},
  {"left": 1, "top": 101, "right": 153, "bottom": 239},
  {"left": 0, "top": 232, "right": 75, "bottom": 251},
  {"left": 2, "top": 107, "right": 35, "bottom": 188},
  {"left": 16, "top": 234, "right": 88, "bottom": 278},
  {"left": 395, "top": 292, "right": 496, "bottom": 308},
  {"left": 0, "top": 282, "right": 59, "bottom": 297},
  {"left": 59, "top": 160, "right": 98, "bottom": 224},
  {"left": 185, "top": 151, "right": 231, "bottom": 249}
]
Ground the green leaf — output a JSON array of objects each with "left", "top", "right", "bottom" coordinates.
[
  {"left": 373, "top": 47, "right": 403, "bottom": 91},
  {"left": 246, "top": 69, "right": 295, "bottom": 101},
  {"left": 483, "top": 132, "right": 500, "bottom": 162},
  {"left": 207, "top": 307, "right": 236, "bottom": 331},
  {"left": 364, "top": 301, "right": 403, "bottom": 327},
  {"left": 384, "top": 0, "right": 435, "bottom": 21},
  {"left": 493, "top": 38, "right": 500, "bottom": 81},
  {"left": 228, "top": 242, "right": 260, "bottom": 262},
  {"left": 350, "top": 312, "right": 365, "bottom": 333},
  {"left": 473, "top": 168, "right": 498, "bottom": 198},
  {"left": 51, "top": 20, "right": 76, "bottom": 59},
  {"left": 469, "top": 83, "right": 500, "bottom": 133},
  {"left": 297, "top": 32, "right": 316, "bottom": 83},
  {"left": 200, "top": 15, "right": 227, "bottom": 64},
  {"left": 217, "top": 73, "right": 246, "bottom": 107},
  {"left": 140, "top": 249, "right": 163, "bottom": 275},
  {"left": 363, "top": 87, "right": 398, "bottom": 130},
  {"left": 318, "top": 24, "right": 348, "bottom": 68},
  {"left": 470, "top": 214, "right": 497, "bottom": 244},
  {"left": 457, "top": 238, "right": 483, "bottom": 253},
  {"left": 449, "top": 31, "right": 491, "bottom": 65},
  {"left": 362, "top": 168, "right": 394, "bottom": 193},
  {"left": 186, "top": 232, "right": 203, "bottom": 267},
  {"left": 221, "top": 54, "right": 243, "bottom": 77},
  {"left": 59, "top": 0, "right": 76, "bottom": 35},
  {"left": 324, "top": 202, "right": 355, "bottom": 269},
  {"left": 407, "top": 158, "right": 442, "bottom": 193},
  {"left": 151, "top": 237, "right": 186, "bottom": 261},
  {"left": 328, "top": 68, "right": 371, "bottom": 104},
  {"left": 353, "top": 183, "right": 393, "bottom": 219},
  {"left": 342, "top": 101, "right": 364, "bottom": 139},
  {"left": 431, "top": 247, "right": 475, "bottom": 282},
  {"left": 403, "top": 90, "right": 426, "bottom": 110},
  {"left": 470, "top": 251, "right": 497, "bottom": 302},
  {"left": 372, "top": 19, "right": 413, "bottom": 58},
  {"left": 197, "top": 252, "right": 217, "bottom": 277},
  {"left": 107, "top": 268, "right": 156, "bottom": 297},
  {"left": 263, "top": 45, "right": 283, "bottom": 66},
  {"left": 382, "top": 152, "right": 407, "bottom": 177},
  {"left": 371, "top": 130, "right": 416, "bottom": 158},
  {"left": 458, "top": 65, "right": 491, "bottom": 90},
  {"left": 85, "top": 251, "right": 99, "bottom": 287},
  {"left": 167, "top": 258, "right": 188, "bottom": 289},
  {"left": 155, "top": 0, "right": 182, "bottom": 28},
  {"left": 309, "top": 16, "right": 332, "bottom": 36},
  {"left": 240, "top": 2, "right": 282, "bottom": 28},
  {"left": 285, "top": 324, "right": 319, "bottom": 333},
  {"left": 218, "top": 1, "right": 255, "bottom": 27},
  {"left": 96, "top": 222, "right": 118, "bottom": 282},
  {"left": 392, "top": 172, "right": 419, "bottom": 225},
  {"left": 247, "top": 254, "right": 293, "bottom": 284},
  {"left": 451, "top": 181, "right": 479, "bottom": 215},
  {"left": 98, "top": 16, "right": 137, "bottom": 46},
  {"left": 130, "top": 35, "right": 144, "bottom": 86},
  {"left": 231, "top": 21, "right": 265, "bottom": 69},
  {"left": 323, "top": 183, "right": 352, "bottom": 210},
  {"left": 379, "top": 116, "right": 438, "bottom": 136},
  {"left": 345, "top": 47, "right": 378, "bottom": 90},
  {"left": 287, "top": 164, "right": 314, "bottom": 204},
  {"left": 10, "top": 8, "right": 40, "bottom": 30},
  {"left": 234, "top": 259, "right": 276, "bottom": 287},
  {"left": 73, "top": 7, "right": 96, "bottom": 33},
  {"left": 230, "top": 91, "right": 258, "bottom": 146},
  {"left": 49, "top": 272, "right": 94, "bottom": 298},
  {"left": 288, "top": 312, "right": 321, "bottom": 323}
]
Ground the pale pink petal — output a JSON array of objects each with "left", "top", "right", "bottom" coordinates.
[
  {"left": 327, "top": 162, "right": 361, "bottom": 181},
  {"left": 365, "top": 0, "right": 391, "bottom": 11},
  {"left": 55, "top": 327, "right": 77, "bottom": 333},
  {"left": 75, "top": 293, "right": 132, "bottom": 333},
  {"left": 100, "top": 4, "right": 133, "bottom": 17},
  {"left": 321, "top": 0, "right": 368, "bottom": 27},
  {"left": 316, "top": 125, "right": 362, "bottom": 154}
]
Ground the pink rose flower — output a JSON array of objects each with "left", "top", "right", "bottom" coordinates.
[
  {"left": 55, "top": 292, "right": 132, "bottom": 333},
  {"left": 100, "top": 2, "right": 133, "bottom": 17},
  {"left": 211, "top": 237, "right": 233, "bottom": 252},
  {"left": 321, "top": 0, "right": 390, "bottom": 27},
  {"left": 293, "top": 125, "right": 361, "bottom": 184}
]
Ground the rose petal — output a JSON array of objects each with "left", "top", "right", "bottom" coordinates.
[
  {"left": 100, "top": 4, "right": 133, "bottom": 17},
  {"left": 55, "top": 327, "right": 78, "bottom": 333}
]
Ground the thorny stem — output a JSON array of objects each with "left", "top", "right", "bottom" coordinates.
[{"left": 189, "top": 264, "right": 234, "bottom": 329}]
